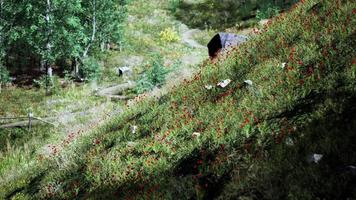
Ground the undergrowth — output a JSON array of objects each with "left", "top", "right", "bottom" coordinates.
[{"left": 0, "top": 0, "right": 355, "bottom": 199}]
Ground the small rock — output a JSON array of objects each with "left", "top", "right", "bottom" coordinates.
[
  {"left": 127, "top": 141, "right": 137, "bottom": 148},
  {"left": 217, "top": 79, "right": 232, "bottom": 88},
  {"left": 192, "top": 132, "right": 201, "bottom": 138},
  {"left": 345, "top": 165, "right": 356, "bottom": 175},
  {"left": 285, "top": 137, "right": 294, "bottom": 146},
  {"left": 259, "top": 19, "right": 269, "bottom": 26},
  {"left": 116, "top": 66, "right": 132, "bottom": 76},
  {"left": 244, "top": 80, "right": 253, "bottom": 86},
  {"left": 307, "top": 153, "right": 323, "bottom": 164}
]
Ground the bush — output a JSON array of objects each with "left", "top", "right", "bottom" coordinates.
[
  {"left": 174, "top": 0, "right": 297, "bottom": 29},
  {"left": 0, "top": 64, "right": 10, "bottom": 92},
  {"left": 256, "top": 4, "right": 281, "bottom": 20},
  {"left": 168, "top": 0, "right": 182, "bottom": 13},
  {"left": 159, "top": 27, "right": 180, "bottom": 43},
  {"left": 136, "top": 54, "right": 170, "bottom": 93},
  {"left": 80, "top": 57, "right": 102, "bottom": 81},
  {"left": 0, "top": 65, "right": 10, "bottom": 84},
  {"left": 33, "top": 74, "right": 61, "bottom": 94}
]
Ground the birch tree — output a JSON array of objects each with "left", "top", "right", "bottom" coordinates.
[{"left": 1, "top": 0, "right": 128, "bottom": 81}]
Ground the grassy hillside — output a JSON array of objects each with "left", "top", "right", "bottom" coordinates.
[
  {"left": 0, "top": 0, "right": 209, "bottom": 190},
  {"left": 1, "top": 0, "right": 355, "bottom": 199}
]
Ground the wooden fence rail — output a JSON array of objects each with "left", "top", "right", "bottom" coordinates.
[{"left": 0, "top": 113, "right": 56, "bottom": 131}]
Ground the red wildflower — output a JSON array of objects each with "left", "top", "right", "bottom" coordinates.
[
  {"left": 298, "top": 60, "right": 303, "bottom": 66},
  {"left": 299, "top": 79, "right": 305, "bottom": 85},
  {"left": 93, "top": 139, "right": 101, "bottom": 145}
]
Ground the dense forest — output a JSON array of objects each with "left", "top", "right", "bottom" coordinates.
[
  {"left": 0, "top": 0, "right": 355, "bottom": 199},
  {"left": 0, "top": 0, "right": 128, "bottom": 85}
]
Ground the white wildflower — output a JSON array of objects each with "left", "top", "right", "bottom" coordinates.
[
  {"left": 205, "top": 85, "right": 213, "bottom": 90},
  {"left": 281, "top": 62, "right": 287, "bottom": 69},
  {"left": 131, "top": 125, "right": 138, "bottom": 134}
]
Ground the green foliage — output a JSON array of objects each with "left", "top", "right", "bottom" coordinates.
[
  {"left": 80, "top": 57, "right": 102, "bottom": 80},
  {"left": 33, "top": 75, "right": 61, "bottom": 94},
  {"left": 256, "top": 4, "right": 281, "bottom": 20},
  {"left": 136, "top": 54, "right": 170, "bottom": 93},
  {"left": 33, "top": 75, "right": 50, "bottom": 89},
  {"left": 1, "top": 0, "right": 128, "bottom": 76},
  {"left": 174, "top": 0, "right": 298, "bottom": 29},
  {"left": 0, "top": 65, "right": 10, "bottom": 84},
  {"left": 1, "top": 0, "right": 356, "bottom": 199},
  {"left": 168, "top": 0, "right": 182, "bottom": 13}
]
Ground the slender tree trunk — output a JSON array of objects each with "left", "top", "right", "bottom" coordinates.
[
  {"left": 0, "top": 0, "right": 3, "bottom": 16},
  {"left": 100, "top": 41, "right": 105, "bottom": 52},
  {"left": 0, "top": 0, "right": 4, "bottom": 56},
  {"left": 45, "top": 0, "right": 53, "bottom": 94},
  {"left": 75, "top": 57, "right": 79, "bottom": 75},
  {"left": 76, "top": 0, "right": 96, "bottom": 77},
  {"left": 82, "top": 0, "right": 96, "bottom": 59}
]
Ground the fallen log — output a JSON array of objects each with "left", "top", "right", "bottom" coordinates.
[
  {"left": 0, "top": 117, "right": 56, "bottom": 129},
  {"left": 97, "top": 82, "right": 136, "bottom": 96},
  {"left": 108, "top": 95, "right": 132, "bottom": 101}
]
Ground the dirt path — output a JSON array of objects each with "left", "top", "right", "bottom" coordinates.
[
  {"left": 182, "top": 28, "right": 206, "bottom": 49},
  {"left": 49, "top": 0, "right": 210, "bottom": 146}
]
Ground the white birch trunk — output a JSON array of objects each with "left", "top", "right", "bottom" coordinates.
[
  {"left": 0, "top": 0, "right": 4, "bottom": 54},
  {"left": 45, "top": 0, "right": 53, "bottom": 93},
  {"left": 40, "top": 60, "right": 46, "bottom": 72},
  {"left": 100, "top": 41, "right": 105, "bottom": 52},
  {"left": 40, "top": 0, "right": 52, "bottom": 73},
  {"left": 45, "top": 0, "right": 53, "bottom": 63},
  {"left": 75, "top": 58, "right": 79, "bottom": 75},
  {"left": 0, "top": 0, "right": 3, "bottom": 15},
  {"left": 82, "top": 0, "right": 96, "bottom": 59}
]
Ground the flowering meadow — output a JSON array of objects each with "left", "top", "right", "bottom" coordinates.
[{"left": 1, "top": 0, "right": 355, "bottom": 199}]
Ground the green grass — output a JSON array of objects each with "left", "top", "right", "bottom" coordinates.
[
  {"left": 0, "top": 84, "right": 108, "bottom": 187},
  {"left": 100, "top": 0, "right": 210, "bottom": 90},
  {"left": 1, "top": 0, "right": 356, "bottom": 199}
]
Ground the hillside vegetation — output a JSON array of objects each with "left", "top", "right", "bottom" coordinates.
[
  {"left": 1, "top": 0, "right": 355, "bottom": 199},
  {"left": 0, "top": 0, "right": 209, "bottom": 185},
  {"left": 173, "top": 0, "right": 299, "bottom": 29}
]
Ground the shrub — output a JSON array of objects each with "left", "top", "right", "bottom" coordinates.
[
  {"left": 0, "top": 65, "right": 10, "bottom": 84},
  {"left": 0, "top": 64, "right": 10, "bottom": 92},
  {"left": 168, "top": 0, "right": 182, "bottom": 13},
  {"left": 159, "top": 27, "right": 180, "bottom": 43},
  {"left": 33, "top": 74, "right": 61, "bottom": 94},
  {"left": 136, "top": 54, "right": 170, "bottom": 93},
  {"left": 80, "top": 57, "right": 102, "bottom": 81},
  {"left": 256, "top": 4, "right": 280, "bottom": 20}
]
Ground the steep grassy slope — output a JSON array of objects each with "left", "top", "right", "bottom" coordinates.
[
  {"left": 1, "top": 0, "right": 355, "bottom": 199},
  {"left": 0, "top": 0, "right": 209, "bottom": 191}
]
